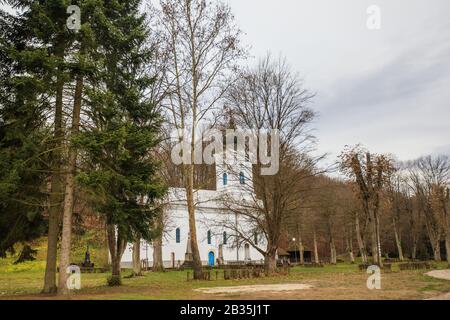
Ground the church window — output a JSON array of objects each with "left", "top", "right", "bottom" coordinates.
[
  {"left": 207, "top": 230, "right": 212, "bottom": 245},
  {"left": 223, "top": 173, "right": 228, "bottom": 186},
  {"left": 176, "top": 228, "right": 180, "bottom": 243},
  {"left": 245, "top": 243, "right": 251, "bottom": 260},
  {"left": 223, "top": 231, "right": 228, "bottom": 245},
  {"left": 239, "top": 172, "right": 245, "bottom": 184}
]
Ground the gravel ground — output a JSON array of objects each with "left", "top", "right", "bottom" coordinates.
[
  {"left": 425, "top": 269, "right": 450, "bottom": 300},
  {"left": 194, "top": 283, "right": 313, "bottom": 294},
  {"left": 425, "top": 269, "right": 450, "bottom": 281}
]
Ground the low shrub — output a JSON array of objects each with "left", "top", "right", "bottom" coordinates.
[{"left": 107, "top": 275, "right": 122, "bottom": 286}]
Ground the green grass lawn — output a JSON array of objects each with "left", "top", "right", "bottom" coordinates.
[{"left": 1, "top": 241, "right": 449, "bottom": 300}]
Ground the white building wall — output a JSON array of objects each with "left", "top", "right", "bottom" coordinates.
[
  {"left": 122, "top": 150, "right": 265, "bottom": 268},
  {"left": 122, "top": 205, "right": 265, "bottom": 267}
]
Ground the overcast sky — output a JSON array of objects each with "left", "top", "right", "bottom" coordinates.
[
  {"left": 227, "top": 0, "right": 450, "bottom": 163},
  {"left": 2, "top": 1, "right": 449, "bottom": 163}
]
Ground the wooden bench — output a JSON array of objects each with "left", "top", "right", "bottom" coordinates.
[
  {"left": 302, "top": 263, "right": 324, "bottom": 268},
  {"left": 399, "top": 262, "right": 432, "bottom": 271},
  {"left": 358, "top": 264, "right": 392, "bottom": 271},
  {"left": 57, "top": 266, "right": 109, "bottom": 273}
]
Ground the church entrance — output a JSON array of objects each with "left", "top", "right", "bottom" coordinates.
[{"left": 208, "top": 251, "right": 215, "bottom": 266}]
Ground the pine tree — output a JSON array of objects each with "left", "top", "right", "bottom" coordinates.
[
  {"left": 1, "top": 0, "right": 79, "bottom": 293},
  {"left": 0, "top": 43, "right": 48, "bottom": 257},
  {"left": 56, "top": 0, "right": 107, "bottom": 294},
  {"left": 69, "top": 0, "right": 167, "bottom": 285},
  {"left": 0, "top": 2, "right": 67, "bottom": 265},
  {"left": 1, "top": 0, "right": 166, "bottom": 292}
]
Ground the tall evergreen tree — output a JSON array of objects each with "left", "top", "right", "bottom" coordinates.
[
  {"left": 1, "top": 0, "right": 166, "bottom": 293},
  {"left": 76, "top": 0, "right": 166, "bottom": 283},
  {"left": 1, "top": 0, "right": 76, "bottom": 293},
  {"left": 0, "top": 8, "right": 48, "bottom": 257},
  {"left": 0, "top": 0, "right": 71, "bottom": 259}
]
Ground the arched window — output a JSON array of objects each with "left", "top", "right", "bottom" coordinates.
[
  {"left": 245, "top": 243, "right": 251, "bottom": 260},
  {"left": 176, "top": 228, "right": 181, "bottom": 243},
  {"left": 254, "top": 232, "right": 258, "bottom": 245},
  {"left": 223, "top": 231, "right": 227, "bottom": 245},
  {"left": 207, "top": 230, "right": 212, "bottom": 245},
  {"left": 239, "top": 172, "right": 245, "bottom": 184},
  {"left": 223, "top": 173, "right": 228, "bottom": 186}
]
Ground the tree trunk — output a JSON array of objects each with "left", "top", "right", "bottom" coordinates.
[
  {"left": 107, "top": 224, "right": 126, "bottom": 278},
  {"left": 443, "top": 195, "right": 450, "bottom": 266},
  {"left": 445, "top": 204, "right": 450, "bottom": 265},
  {"left": 132, "top": 238, "right": 142, "bottom": 276},
  {"left": 152, "top": 212, "right": 165, "bottom": 272},
  {"left": 297, "top": 223, "right": 304, "bottom": 265},
  {"left": 433, "top": 239, "right": 442, "bottom": 262},
  {"left": 185, "top": 27, "right": 203, "bottom": 280},
  {"left": 58, "top": 76, "right": 83, "bottom": 295},
  {"left": 426, "top": 219, "right": 442, "bottom": 262},
  {"left": 43, "top": 176, "right": 61, "bottom": 294},
  {"left": 111, "top": 240, "right": 126, "bottom": 278},
  {"left": 42, "top": 67, "right": 64, "bottom": 294},
  {"left": 264, "top": 248, "right": 277, "bottom": 274},
  {"left": 369, "top": 211, "right": 380, "bottom": 265},
  {"left": 392, "top": 216, "right": 404, "bottom": 261},
  {"left": 375, "top": 214, "right": 383, "bottom": 267},
  {"left": 152, "top": 236, "right": 164, "bottom": 272},
  {"left": 429, "top": 236, "right": 440, "bottom": 261},
  {"left": 410, "top": 218, "right": 418, "bottom": 260},
  {"left": 298, "top": 238, "right": 304, "bottom": 265},
  {"left": 313, "top": 228, "right": 319, "bottom": 264},
  {"left": 445, "top": 236, "right": 450, "bottom": 267},
  {"left": 411, "top": 240, "right": 417, "bottom": 260},
  {"left": 355, "top": 214, "right": 368, "bottom": 264},
  {"left": 104, "top": 220, "right": 110, "bottom": 269},
  {"left": 111, "top": 257, "right": 121, "bottom": 277},
  {"left": 327, "top": 217, "right": 336, "bottom": 264},
  {"left": 370, "top": 217, "right": 378, "bottom": 265},
  {"left": 347, "top": 229, "right": 355, "bottom": 264},
  {"left": 349, "top": 244, "right": 355, "bottom": 264},
  {"left": 330, "top": 237, "right": 337, "bottom": 264},
  {"left": 107, "top": 225, "right": 117, "bottom": 275},
  {"left": 185, "top": 163, "right": 203, "bottom": 279}
]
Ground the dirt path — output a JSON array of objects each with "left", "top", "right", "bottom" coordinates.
[
  {"left": 426, "top": 292, "right": 450, "bottom": 300},
  {"left": 425, "top": 270, "right": 450, "bottom": 300},
  {"left": 194, "top": 283, "right": 312, "bottom": 295},
  {"left": 425, "top": 270, "right": 450, "bottom": 281}
]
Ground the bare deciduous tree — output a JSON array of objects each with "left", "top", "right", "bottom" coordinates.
[
  {"left": 386, "top": 170, "right": 407, "bottom": 261},
  {"left": 340, "top": 183, "right": 366, "bottom": 263},
  {"left": 409, "top": 155, "right": 449, "bottom": 263},
  {"left": 151, "top": 0, "right": 246, "bottom": 278},
  {"left": 340, "top": 145, "right": 394, "bottom": 266},
  {"left": 216, "top": 55, "right": 321, "bottom": 273}
]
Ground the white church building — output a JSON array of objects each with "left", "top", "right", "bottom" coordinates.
[{"left": 121, "top": 153, "right": 266, "bottom": 268}]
